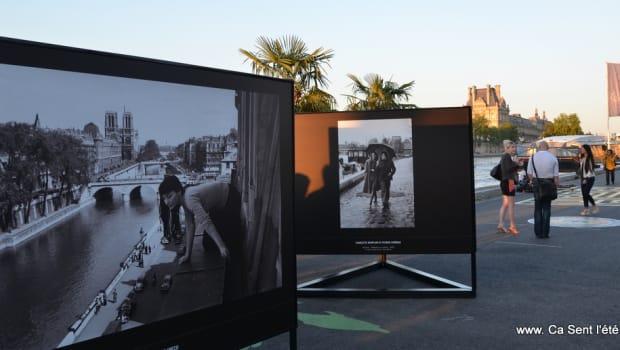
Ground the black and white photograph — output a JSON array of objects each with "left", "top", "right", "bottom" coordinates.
[
  {"left": 0, "top": 58, "right": 286, "bottom": 349},
  {"left": 337, "top": 118, "right": 414, "bottom": 229}
]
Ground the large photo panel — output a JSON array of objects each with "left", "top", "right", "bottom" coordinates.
[
  {"left": 295, "top": 108, "right": 474, "bottom": 255},
  {"left": 0, "top": 37, "right": 295, "bottom": 350}
]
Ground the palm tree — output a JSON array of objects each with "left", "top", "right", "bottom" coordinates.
[
  {"left": 239, "top": 35, "right": 336, "bottom": 112},
  {"left": 296, "top": 86, "right": 337, "bottom": 112},
  {"left": 344, "top": 73, "right": 416, "bottom": 111}
]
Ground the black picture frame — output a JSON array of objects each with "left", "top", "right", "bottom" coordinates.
[
  {"left": 0, "top": 36, "right": 296, "bottom": 350},
  {"left": 294, "top": 108, "right": 475, "bottom": 255}
]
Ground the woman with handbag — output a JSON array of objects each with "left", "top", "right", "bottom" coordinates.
[
  {"left": 526, "top": 141, "right": 559, "bottom": 238},
  {"left": 578, "top": 144, "right": 598, "bottom": 215},
  {"left": 497, "top": 140, "right": 523, "bottom": 234}
]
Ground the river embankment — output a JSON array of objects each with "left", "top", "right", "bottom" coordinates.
[{"left": 0, "top": 197, "right": 95, "bottom": 251}]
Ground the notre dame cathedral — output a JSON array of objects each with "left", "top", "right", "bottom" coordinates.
[{"left": 105, "top": 110, "right": 137, "bottom": 161}]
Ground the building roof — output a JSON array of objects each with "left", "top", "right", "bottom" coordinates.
[
  {"left": 466, "top": 85, "right": 505, "bottom": 107},
  {"left": 540, "top": 135, "right": 606, "bottom": 147}
]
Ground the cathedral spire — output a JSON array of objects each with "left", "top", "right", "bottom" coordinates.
[{"left": 33, "top": 113, "right": 40, "bottom": 129}]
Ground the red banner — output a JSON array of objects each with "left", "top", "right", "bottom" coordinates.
[{"left": 608, "top": 62, "right": 620, "bottom": 117}]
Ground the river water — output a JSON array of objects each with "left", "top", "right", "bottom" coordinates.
[
  {"left": 0, "top": 191, "right": 159, "bottom": 350},
  {"left": 474, "top": 155, "right": 502, "bottom": 189}
]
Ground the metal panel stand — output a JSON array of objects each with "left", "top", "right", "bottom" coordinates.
[
  {"left": 289, "top": 327, "right": 297, "bottom": 350},
  {"left": 297, "top": 253, "right": 476, "bottom": 298}
]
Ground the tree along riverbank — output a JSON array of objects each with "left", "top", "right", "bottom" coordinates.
[{"left": 0, "top": 196, "right": 94, "bottom": 251}]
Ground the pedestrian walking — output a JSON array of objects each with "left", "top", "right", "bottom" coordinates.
[
  {"left": 526, "top": 141, "right": 559, "bottom": 238},
  {"left": 376, "top": 151, "right": 396, "bottom": 208},
  {"left": 97, "top": 290, "right": 106, "bottom": 306},
  {"left": 497, "top": 139, "right": 523, "bottom": 234},
  {"left": 363, "top": 152, "right": 379, "bottom": 206},
  {"left": 603, "top": 149, "right": 616, "bottom": 185},
  {"left": 578, "top": 144, "right": 598, "bottom": 215}
]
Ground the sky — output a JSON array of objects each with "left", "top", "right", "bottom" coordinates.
[
  {"left": 2, "top": 0, "right": 620, "bottom": 139},
  {"left": 338, "top": 119, "right": 412, "bottom": 145},
  {"left": 0, "top": 62, "right": 237, "bottom": 146}
]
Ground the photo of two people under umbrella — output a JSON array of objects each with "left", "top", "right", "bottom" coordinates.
[{"left": 337, "top": 118, "right": 414, "bottom": 229}]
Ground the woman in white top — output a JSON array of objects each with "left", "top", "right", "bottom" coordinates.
[{"left": 578, "top": 144, "right": 598, "bottom": 215}]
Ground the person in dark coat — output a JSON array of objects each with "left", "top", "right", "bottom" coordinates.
[{"left": 375, "top": 151, "right": 396, "bottom": 207}]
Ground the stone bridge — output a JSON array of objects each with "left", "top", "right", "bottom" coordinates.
[
  {"left": 82, "top": 161, "right": 186, "bottom": 202},
  {"left": 83, "top": 178, "right": 164, "bottom": 202}
]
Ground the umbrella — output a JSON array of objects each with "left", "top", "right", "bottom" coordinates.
[{"left": 366, "top": 143, "right": 396, "bottom": 160}]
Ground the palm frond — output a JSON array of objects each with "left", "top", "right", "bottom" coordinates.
[
  {"left": 344, "top": 73, "right": 416, "bottom": 111},
  {"left": 240, "top": 35, "right": 335, "bottom": 110}
]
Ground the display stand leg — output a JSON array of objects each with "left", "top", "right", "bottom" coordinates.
[
  {"left": 289, "top": 327, "right": 297, "bottom": 350},
  {"left": 297, "top": 253, "right": 475, "bottom": 298}
]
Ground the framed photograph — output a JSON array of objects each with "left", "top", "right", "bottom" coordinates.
[
  {"left": 295, "top": 108, "right": 475, "bottom": 255},
  {"left": 337, "top": 118, "right": 414, "bottom": 229},
  {"left": 0, "top": 37, "right": 295, "bottom": 350}
]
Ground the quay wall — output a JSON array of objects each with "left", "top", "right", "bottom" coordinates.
[{"left": 0, "top": 197, "right": 94, "bottom": 251}]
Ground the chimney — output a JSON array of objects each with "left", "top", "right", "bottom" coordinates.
[
  {"left": 494, "top": 85, "right": 501, "bottom": 99},
  {"left": 486, "top": 84, "right": 491, "bottom": 104}
]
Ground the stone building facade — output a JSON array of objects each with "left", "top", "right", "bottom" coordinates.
[
  {"left": 83, "top": 120, "right": 123, "bottom": 177},
  {"left": 466, "top": 84, "right": 510, "bottom": 128},
  {"left": 509, "top": 109, "right": 549, "bottom": 142},
  {"left": 466, "top": 84, "right": 549, "bottom": 143}
]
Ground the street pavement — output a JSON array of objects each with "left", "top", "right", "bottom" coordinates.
[
  {"left": 259, "top": 170, "right": 620, "bottom": 350},
  {"left": 340, "top": 157, "right": 414, "bottom": 228}
]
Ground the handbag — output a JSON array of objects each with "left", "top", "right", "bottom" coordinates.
[
  {"left": 490, "top": 163, "right": 502, "bottom": 180},
  {"left": 531, "top": 154, "right": 558, "bottom": 201}
]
